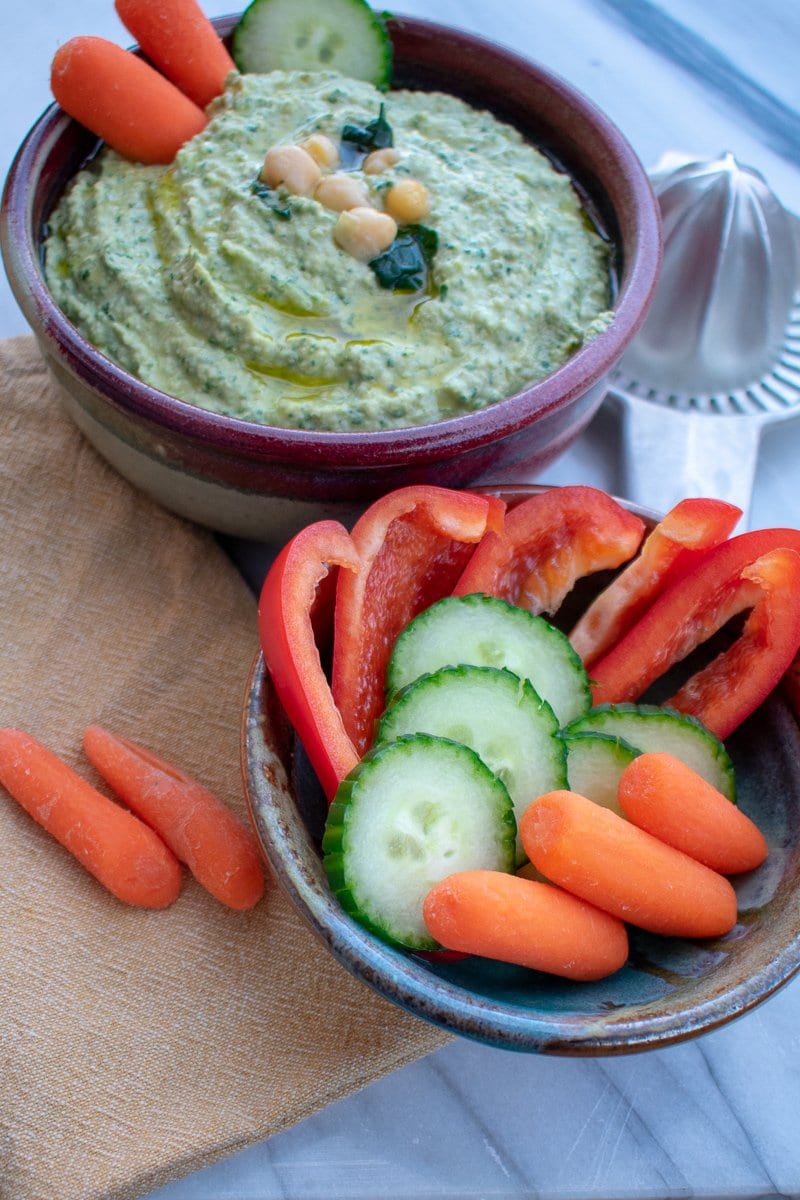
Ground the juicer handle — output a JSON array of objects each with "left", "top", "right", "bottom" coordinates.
[{"left": 614, "top": 392, "right": 762, "bottom": 529}]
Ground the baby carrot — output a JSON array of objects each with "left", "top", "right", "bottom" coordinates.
[
  {"left": 520, "top": 790, "right": 738, "bottom": 939},
  {"left": 0, "top": 729, "right": 182, "bottom": 908},
  {"left": 115, "top": 0, "right": 235, "bottom": 110},
  {"left": 51, "top": 36, "right": 207, "bottom": 164},
  {"left": 617, "top": 752, "right": 768, "bottom": 875},
  {"left": 83, "top": 725, "right": 265, "bottom": 910},
  {"left": 422, "top": 870, "right": 629, "bottom": 981}
]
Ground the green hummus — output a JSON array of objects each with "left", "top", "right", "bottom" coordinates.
[{"left": 45, "top": 71, "right": 613, "bottom": 432}]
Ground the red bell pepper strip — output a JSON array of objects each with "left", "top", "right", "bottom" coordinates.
[
  {"left": 667, "top": 549, "right": 800, "bottom": 737},
  {"left": 590, "top": 529, "right": 800, "bottom": 739},
  {"left": 331, "top": 486, "right": 506, "bottom": 756},
  {"left": 258, "top": 520, "right": 361, "bottom": 801},
  {"left": 569, "top": 497, "right": 742, "bottom": 669},
  {"left": 452, "top": 486, "right": 645, "bottom": 616},
  {"left": 782, "top": 656, "right": 800, "bottom": 724}
]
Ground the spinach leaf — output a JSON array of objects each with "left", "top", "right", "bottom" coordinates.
[
  {"left": 341, "top": 103, "right": 394, "bottom": 152},
  {"left": 369, "top": 224, "right": 439, "bottom": 292},
  {"left": 250, "top": 178, "right": 292, "bottom": 220}
]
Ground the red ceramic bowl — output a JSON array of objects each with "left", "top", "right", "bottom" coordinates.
[{"left": 1, "top": 16, "right": 661, "bottom": 541}]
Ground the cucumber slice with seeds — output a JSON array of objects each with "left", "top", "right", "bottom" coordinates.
[
  {"left": 563, "top": 731, "right": 640, "bottom": 817},
  {"left": 322, "top": 733, "right": 516, "bottom": 949},
  {"left": 387, "top": 594, "right": 591, "bottom": 728},
  {"left": 378, "top": 665, "right": 566, "bottom": 864},
  {"left": 563, "top": 703, "right": 736, "bottom": 801},
  {"left": 232, "top": 0, "right": 393, "bottom": 89}
]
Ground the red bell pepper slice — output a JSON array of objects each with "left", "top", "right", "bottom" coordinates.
[
  {"left": 331, "top": 486, "right": 506, "bottom": 756},
  {"left": 570, "top": 497, "right": 742, "bottom": 669},
  {"left": 590, "top": 529, "right": 800, "bottom": 739},
  {"left": 783, "top": 655, "right": 800, "bottom": 723},
  {"left": 258, "top": 520, "right": 361, "bottom": 801},
  {"left": 453, "top": 485, "right": 645, "bottom": 616}
]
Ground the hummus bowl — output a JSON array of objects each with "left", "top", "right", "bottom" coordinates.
[
  {"left": 1, "top": 16, "right": 661, "bottom": 541},
  {"left": 241, "top": 486, "right": 800, "bottom": 1054}
]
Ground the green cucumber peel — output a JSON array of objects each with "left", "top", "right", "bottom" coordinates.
[
  {"left": 387, "top": 593, "right": 591, "bottom": 729},
  {"left": 232, "top": 0, "right": 394, "bottom": 89},
  {"left": 323, "top": 733, "right": 516, "bottom": 949},
  {"left": 377, "top": 664, "right": 566, "bottom": 865},
  {"left": 562, "top": 702, "right": 736, "bottom": 802}
]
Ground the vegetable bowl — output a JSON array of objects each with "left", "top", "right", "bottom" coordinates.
[{"left": 241, "top": 485, "right": 800, "bottom": 1054}]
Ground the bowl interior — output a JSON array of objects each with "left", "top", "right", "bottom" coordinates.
[{"left": 242, "top": 487, "right": 800, "bottom": 1054}]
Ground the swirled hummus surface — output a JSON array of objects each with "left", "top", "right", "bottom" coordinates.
[{"left": 45, "top": 71, "right": 613, "bottom": 431}]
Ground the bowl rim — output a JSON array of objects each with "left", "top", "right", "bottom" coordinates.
[
  {"left": 1, "top": 14, "right": 662, "bottom": 467},
  {"left": 240, "top": 484, "right": 800, "bottom": 1055},
  {"left": 242, "top": 659, "right": 800, "bottom": 1056}
]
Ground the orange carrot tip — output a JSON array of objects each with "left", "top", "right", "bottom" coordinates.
[
  {"left": 50, "top": 36, "right": 207, "bottom": 164},
  {"left": 422, "top": 870, "right": 629, "bottom": 982},
  {"left": 617, "top": 751, "right": 768, "bottom": 875},
  {"left": 115, "top": 0, "right": 235, "bottom": 110},
  {"left": 520, "top": 790, "right": 738, "bottom": 939},
  {"left": 0, "top": 728, "right": 182, "bottom": 908},
  {"left": 83, "top": 725, "right": 265, "bottom": 911}
]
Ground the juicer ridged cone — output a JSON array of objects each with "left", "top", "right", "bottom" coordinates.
[
  {"left": 617, "top": 151, "right": 799, "bottom": 406},
  {"left": 609, "top": 151, "right": 800, "bottom": 524}
]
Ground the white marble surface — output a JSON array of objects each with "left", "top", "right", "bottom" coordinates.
[{"left": 3, "top": 3, "right": 800, "bottom": 1198}]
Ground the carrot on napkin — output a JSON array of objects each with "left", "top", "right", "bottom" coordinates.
[
  {"left": 50, "top": 35, "right": 207, "bottom": 164},
  {"left": 0, "top": 728, "right": 182, "bottom": 908},
  {"left": 83, "top": 725, "right": 265, "bottom": 910},
  {"left": 115, "top": 0, "right": 235, "bottom": 109}
]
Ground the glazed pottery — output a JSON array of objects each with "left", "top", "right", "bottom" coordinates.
[{"left": 242, "top": 487, "right": 800, "bottom": 1053}]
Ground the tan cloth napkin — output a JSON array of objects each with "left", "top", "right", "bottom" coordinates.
[{"left": 0, "top": 336, "right": 446, "bottom": 1200}]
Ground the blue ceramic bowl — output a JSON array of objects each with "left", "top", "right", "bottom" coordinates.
[{"left": 241, "top": 486, "right": 800, "bottom": 1054}]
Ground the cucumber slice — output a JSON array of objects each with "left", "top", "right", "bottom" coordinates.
[
  {"left": 322, "top": 733, "right": 516, "bottom": 949},
  {"left": 232, "top": 0, "right": 393, "bottom": 89},
  {"left": 387, "top": 594, "right": 591, "bottom": 729},
  {"left": 377, "top": 665, "right": 566, "bottom": 865},
  {"left": 563, "top": 704, "right": 736, "bottom": 801},
  {"left": 562, "top": 731, "right": 640, "bottom": 817}
]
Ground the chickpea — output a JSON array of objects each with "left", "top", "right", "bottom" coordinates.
[
  {"left": 384, "top": 178, "right": 431, "bottom": 223},
  {"left": 260, "top": 145, "right": 321, "bottom": 197},
  {"left": 363, "top": 147, "right": 401, "bottom": 175},
  {"left": 315, "top": 172, "right": 371, "bottom": 212},
  {"left": 300, "top": 133, "right": 340, "bottom": 170},
  {"left": 334, "top": 207, "right": 398, "bottom": 261}
]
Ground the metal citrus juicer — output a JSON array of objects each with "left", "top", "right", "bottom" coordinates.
[{"left": 608, "top": 151, "right": 800, "bottom": 527}]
